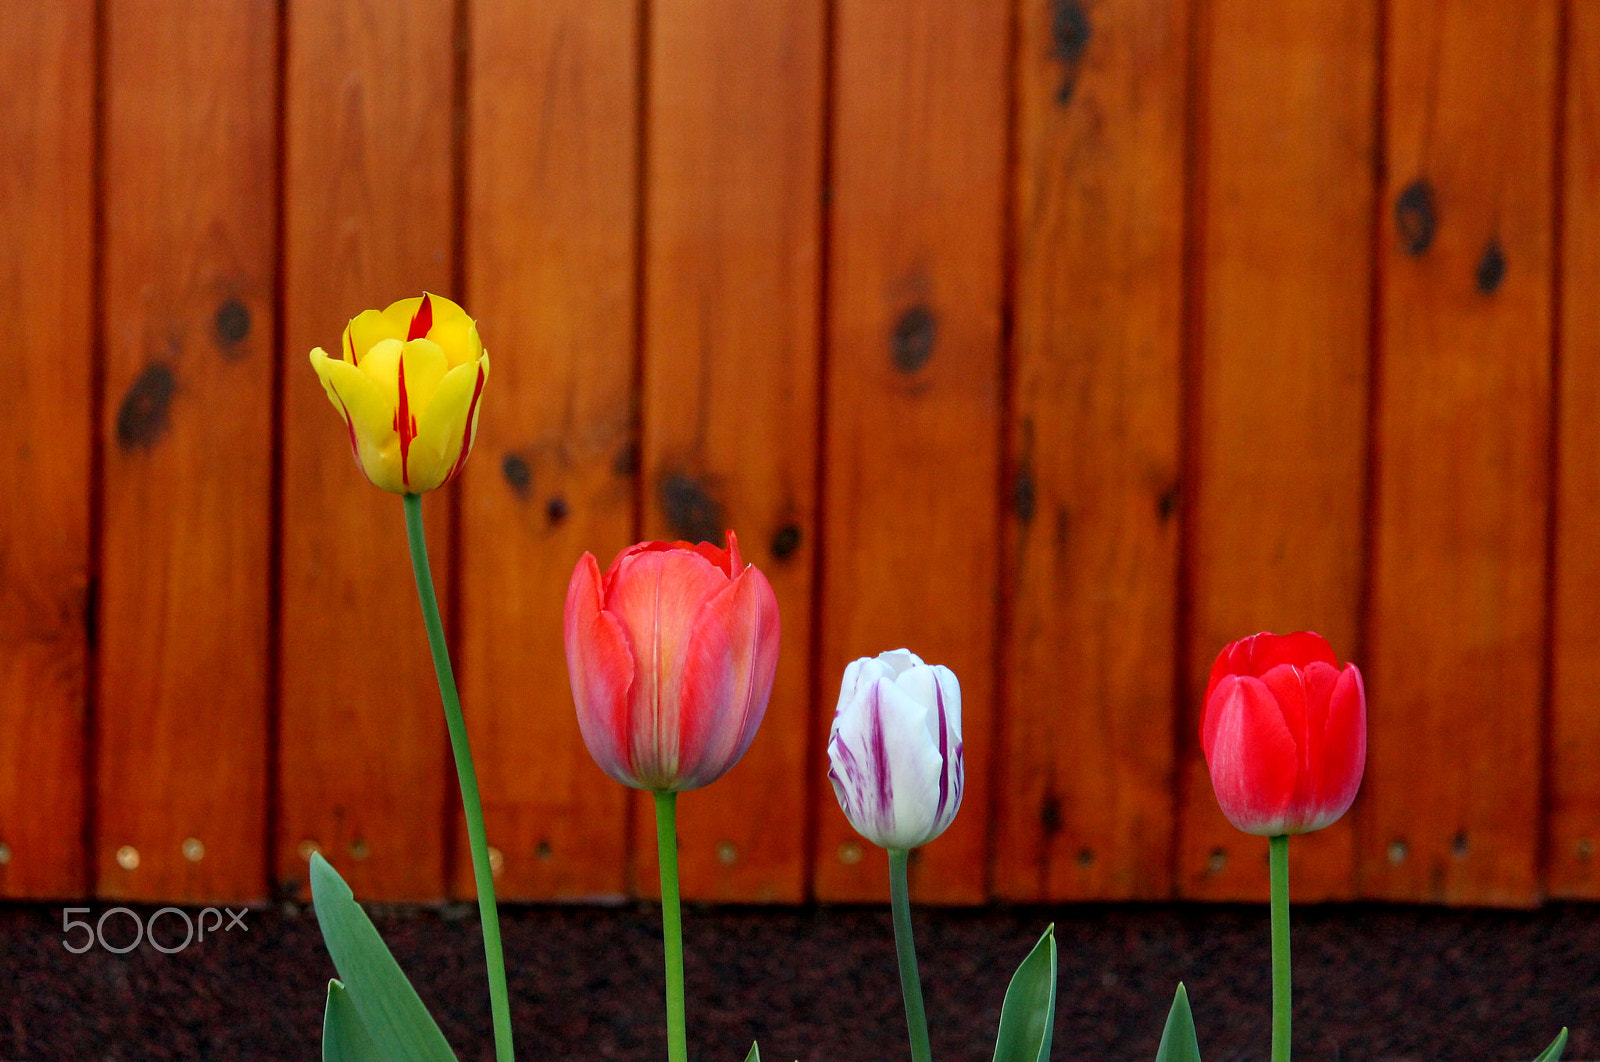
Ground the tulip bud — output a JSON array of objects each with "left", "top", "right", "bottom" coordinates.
[
  {"left": 309, "top": 293, "right": 489, "bottom": 494},
  {"left": 563, "top": 532, "right": 781, "bottom": 792},
  {"left": 828, "top": 650, "right": 963, "bottom": 851},
  {"left": 1201, "top": 631, "right": 1366, "bottom": 836}
]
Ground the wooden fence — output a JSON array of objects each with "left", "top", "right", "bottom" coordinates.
[{"left": 1, "top": 0, "right": 1595, "bottom": 907}]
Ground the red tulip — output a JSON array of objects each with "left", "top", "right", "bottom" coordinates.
[
  {"left": 1201, "top": 631, "right": 1366, "bottom": 836},
  {"left": 564, "top": 531, "right": 780, "bottom": 791}
]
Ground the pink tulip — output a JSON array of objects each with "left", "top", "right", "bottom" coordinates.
[
  {"left": 564, "top": 532, "right": 781, "bottom": 791},
  {"left": 1201, "top": 631, "right": 1366, "bottom": 836}
]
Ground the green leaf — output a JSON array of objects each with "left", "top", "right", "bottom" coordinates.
[
  {"left": 1533, "top": 1029, "right": 1568, "bottom": 1062},
  {"left": 744, "top": 1043, "right": 761, "bottom": 1062},
  {"left": 992, "top": 924, "right": 1057, "bottom": 1062},
  {"left": 322, "top": 980, "right": 384, "bottom": 1062},
  {"left": 1153, "top": 984, "right": 1202, "bottom": 1062},
  {"left": 310, "top": 853, "right": 458, "bottom": 1062}
]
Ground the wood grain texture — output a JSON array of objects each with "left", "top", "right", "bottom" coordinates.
[
  {"left": 814, "top": 0, "right": 1008, "bottom": 904},
  {"left": 457, "top": 0, "right": 638, "bottom": 901},
  {"left": 279, "top": 0, "right": 456, "bottom": 901},
  {"left": 994, "top": 0, "right": 1186, "bottom": 902},
  {"left": 0, "top": 0, "right": 94, "bottom": 899},
  {"left": 97, "top": 0, "right": 276, "bottom": 901},
  {"left": 1550, "top": 0, "right": 1600, "bottom": 899},
  {"left": 629, "top": 0, "right": 825, "bottom": 904},
  {"left": 1178, "top": 0, "right": 1378, "bottom": 901},
  {"left": 1365, "top": 0, "right": 1556, "bottom": 904}
]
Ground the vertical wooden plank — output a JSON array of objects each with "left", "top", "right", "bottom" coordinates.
[
  {"left": 1365, "top": 0, "right": 1555, "bottom": 904},
  {"left": 631, "top": 0, "right": 824, "bottom": 903},
  {"left": 814, "top": 0, "right": 1007, "bottom": 904},
  {"left": 457, "top": 0, "right": 637, "bottom": 901},
  {"left": 1178, "top": 0, "right": 1378, "bottom": 901},
  {"left": 0, "top": 1, "right": 94, "bottom": 898},
  {"left": 280, "top": 0, "right": 455, "bottom": 901},
  {"left": 993, "top": 0, "right": 1186, "bottom": 902},
  {"left": 98, "top": 0, "right": 276, "bottom": 901},
  {"left": 1549, "top": 0, "right": 1597, "bottom": 898}
]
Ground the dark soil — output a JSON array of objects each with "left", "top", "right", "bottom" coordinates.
[{"left": 1, "top": 899, "right": 1595, "bottom": 1062}]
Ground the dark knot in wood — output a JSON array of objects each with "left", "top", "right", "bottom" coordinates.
[
  {"left": 1395, "top": 179, "right": 1437, "bottom": 256},
  {"left": 116, "top": 363, "right": 177, "bottom": 451},
  {"left": 890, "top": 304, "right": 937, "bottom": 374}
]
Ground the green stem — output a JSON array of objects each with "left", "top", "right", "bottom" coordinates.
[
  {"left": 655, "top": 790, "right": 688, "bottom": 1062},
  {"left": 404, "top": 493, "right": 514, "bottom": 1062},
  {"left": 889, "top": 849, "right": 934, "bottom": 1062},
  {"left": 1269, "top": 834, "right": 1291, "bottom": 1062}
]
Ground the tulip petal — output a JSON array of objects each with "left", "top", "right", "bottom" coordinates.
[
  {"left": 828, "top": 678, "right": 945, "bottom": 849},
  {"left": 422, "top": 306, "right": 484, "bottom": 370},
  {"left": 893, "top": 662, "right": 963, "bottom": 833},
  {"left": 877, "top": 648, "right": 927, "bottom": 681},
  {"left": 931, "top": 665, "right": 964, "bottom": 832},
  {"left": 413, "top": 356, "right": 488, "bottom": 492},
  {"left": 671, "top": 562, "right": 780, "bottom": 790},
  {"left": 1311, "top": 663, "right": 1366, "bottom": 830},
  {"left": 315, "top": 352, "right": 405, "bottom": 492},
  {"left": 398, "top": 338, "right": 449, "bottom": 412},
  {"left": 1204, "top": 630, "right": 1337, "bottom": 706},
  {"left": 1292, "top": 661, "right": 1341, "bottom": 813},
  {"left": 1258, "top": 663, "right": 1312, "bottom": 779},
  {"left": 345, "top": 308, "right": 406, "bottom": 365},
  {"left": 379, "top": 297, "right": 425, "bottom": 340},
  {"left": 310, "top": 348, "right": 367, "bottom": 465},
  {"left": 407, "top": 293, "right": 434, "bottom": 340},
  {"left": 443, "top": 354, "right": 488, "bottom": 485},
  {"left": 565, "top": 553, "right": 639, "bottom": 787},
  {"left": 1205, "top": 675, "right": 1299, "bottom": 835},
  {"left": 604, "top": 547, "right": 730, "bottom": 788}
]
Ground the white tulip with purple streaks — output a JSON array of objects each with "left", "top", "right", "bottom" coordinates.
[{"left": 827, "top": 649, "right": 964, "bottom": 851}]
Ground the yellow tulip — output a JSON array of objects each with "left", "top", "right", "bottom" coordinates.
[{"left": 309, "top": 293, "right": 490, "bottom": 494}]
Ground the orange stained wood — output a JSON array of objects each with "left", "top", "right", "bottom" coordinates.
[
  {"left": 1178, "top": 0, "right": 1377, "bottom": 902},
  {"left": 1549, "top": 0, "right": 1600, "bottom": 899},
  {"left": 278, "top": 0, "right": 456, "bottom": 902},
  {"left": 630, "top": 0, "right": 825, "bottom": 904},
  {"left": 0, "top": 1, "right": 94, "bottom": 899},
  {"left": 96, "top": 0, "right": 276, "bottom": 902},
  {"left": 1364, "top": 0, "right": 1556, "bottom": 905},
  {"left": 995, "top": 0, "right": 1186, "bottom": 902},
  {"left": 457, "top": 0, "right": 638, "bottom": 902},
  {"left": 5, "top": 0, "right": 1600, "bottom": 910},
  {"left": 814, "top": 0, "right": 1008, "bottom": 904}
]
